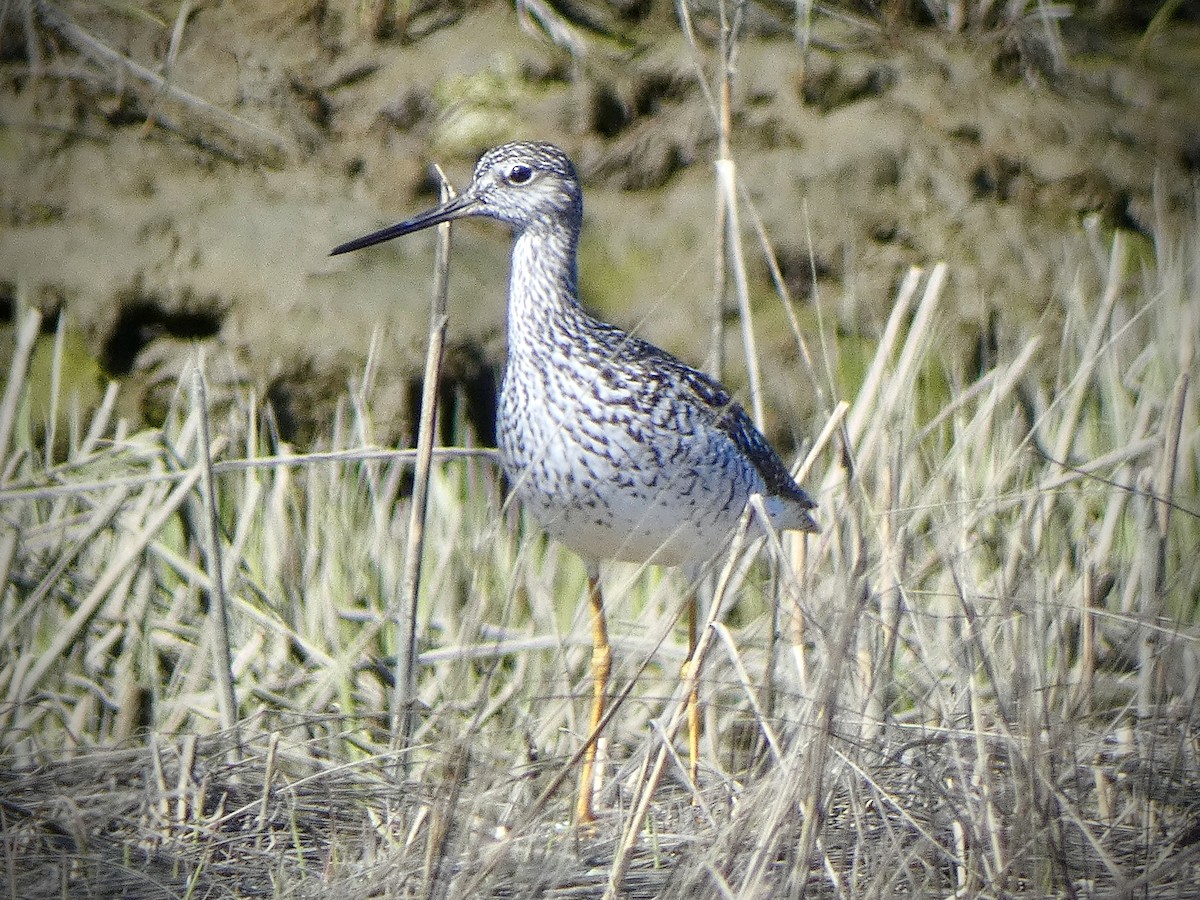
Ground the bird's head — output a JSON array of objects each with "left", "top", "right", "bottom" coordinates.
[{"left": 330, "top": 141, "right": 582, "bottom": 257}]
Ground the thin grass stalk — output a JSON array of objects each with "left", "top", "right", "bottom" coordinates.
[
  {"left": 717, "top": 157, "right": 766, "bottom": 430},
  {"left": 0, "top": 306, "right": 40, "bottom": 475},
  {"left": 1134, "top": 480, "right": 1161, "bottom": 719},
  {"left": 1133, "top": 371, "right": 1190, "bottom": 716},
  {"left": 711, "top": 0, "right": 735, "bottom": 380},
  {"left": 738, "top": 179, "right": 824, "bottom": 409},
  {"left": 1017, "top": 285, "right": 1167, "bottom": 545},
  {"left": 710, "top": 175, "right": 728, "bottom": 380},
  {"left": 711, "top": 622, "right": 783, "bottom": 765},
  {"left": 393, "top": 172, "right": 455, "bottom": 763},
  {"left": 208, "top": 446, "right": 489, "bottom": 474},
  {"left": 43, "top": 311, "right": 65, "bottom": 470},
  {"left": 66, "top": 384, "right": 82, "bottom": 459},
  {"left": 192, "top": 363, "right": 240, "bottom": 756},
  {"left": 351, "top": 328, "right": 382, "bottom": 458},
  {"left": 1071, "top": 566, "right": 1107, "bottom": 716},
  {"left": 164, "top": 0, "right": 191, "bottom": 75},
  {"left": 675, "top": 0, "right": 731, "bottom": 379},
  {"left": 0, "top": 803, "right": 15, "bottom": 900},
  {"left": 842, "top": 267, "right": 923, "bottom": 450},
  {"left": 792, "top": 574, "right": 867, "bottom": 894},
  {"left": 80, "top": 381, "right": 119, "bottom": 459},
  {"left": 794, "top": 0, "right": 815, "bottom": 48},
  {"left": 867, "top": 437, "right": 904, "bottom": 741},
  {"left": 708, "top": 0, "right": 769, "bottom": 426},
  {"left": 110, "top": 567, "right": 153, "bottom": 743},
  {"left": 0, "top": 529, "right": 15, "bottom": 619},
  {"left": 1153, "top": 374, "right": 1189, "bottom": 583},
  {"left": 860, "top": 264, "right": 945, "bottom": 477},
  {"left": 1051, "top": 232, "right": 1126, "bottom": 469},
  {"left": 226, "top": 397, "right": 264, "bottom": 590},
  {"left": 422, "top": 742, "right": 470, "bottom": 900},
  {"left": 225, "top": 475, "right": 261, "bottom": 591},
  {"left": 961, "top": 583, "right": 1002, "bottom": 891},
  {"left": 700, "top": 530, "right": 771, "bottom": 775}
]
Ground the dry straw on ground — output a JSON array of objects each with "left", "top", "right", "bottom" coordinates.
[{"left": 3, "top": 215, "right": 1198, "bottom": 896}]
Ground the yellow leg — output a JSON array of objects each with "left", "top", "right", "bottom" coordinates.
[
  {"left": 684, "top": 590, "right": 700, "bottom": 789},
  {"left": 576, "top": 573, "right": 611, "bottom": 824}
]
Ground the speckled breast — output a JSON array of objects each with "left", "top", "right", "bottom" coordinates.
[{"left": 496, "top": 374, "right": 761, "bottom": 568}]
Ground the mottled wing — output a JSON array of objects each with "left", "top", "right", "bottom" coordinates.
[
  {"left": 676, "top": 363, "right": 816, "bottom": 508},
  {"left": 605, "top": 329, "right": 815, "bottom": 510}
]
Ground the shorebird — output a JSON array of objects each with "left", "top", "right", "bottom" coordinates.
[{"left": 331, "top": 141, "right": 818, "bottom": 822}]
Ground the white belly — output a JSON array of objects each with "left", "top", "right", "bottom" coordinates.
[{"left": 499, "top": 399, "right": 756, "bottom": 568}]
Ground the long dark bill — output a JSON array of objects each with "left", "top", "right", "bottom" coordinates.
[{"left": 330, "top": 192, "right": 482, "bottom": 256}]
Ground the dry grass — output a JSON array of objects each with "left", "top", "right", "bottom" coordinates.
[{"left": 2, "top": 200, "right": 1198, "bottom": 896}]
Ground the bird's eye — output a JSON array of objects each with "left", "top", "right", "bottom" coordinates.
[{"left": 507, "top": 164, "right": 534, "bottom": 185}]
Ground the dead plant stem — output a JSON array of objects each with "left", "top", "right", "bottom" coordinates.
[{"left": 393, "top": 172, "right": 455, "bottom": 768}]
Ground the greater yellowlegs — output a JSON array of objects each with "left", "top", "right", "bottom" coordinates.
[{"left": 332, "top": 141, "right": 818, "bottom": 822}]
